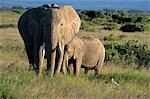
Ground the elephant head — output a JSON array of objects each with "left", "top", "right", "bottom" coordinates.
[
  {"left": 45, "top": 6, "right": 81, "bottom": 75},
  {"left": 62, "top": 36, "right": 84, "bottom": 74}
]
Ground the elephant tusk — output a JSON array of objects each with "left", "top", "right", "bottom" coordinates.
[
  {"left": 58, "top": 42, "right": 62, "bottom": 54},
  {"left": 42, "top": 43, "right": 46, "bottom": 58}
]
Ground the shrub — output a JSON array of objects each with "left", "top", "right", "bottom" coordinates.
[
  {"left": 80, "top": 20, "right": 95, "bottom": 30},
  {"left": 142, "top": 23, "right": 150, "bottom": 31},
  {"left": 104, "top": 36, "right": 150, "bottom": 69},
  {"left": 78, "top": 13, "right": 89, "bottom": 20},
  {"left": 120, "top": 23, "right": 146, "bottom": 32},
  {"left": 79, "top": 10, "right": 150, "bottom": 32},
  {"left": 91, "top": 18, "right": 108, "bottom": 25},
  {"left": 0, "top": 24, "right": 17, "bottom": 28},
  {"left": 135, "top": 16, "right": 147, "bottom": 23},
  {"left": 11, "top": 9, "right": 23, "bottom": 14},
  {"left": 85, "top": 10, "right": 99, "bottom": 19},
  {"left": 103, "top": 22, "right": 119, "bottom": 30}
]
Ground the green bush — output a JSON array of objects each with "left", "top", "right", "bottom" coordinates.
[
  {"left": 80, "top": 20, "right": 95, "bottom": 30},
  {"left": 0, "top": 24, "right": 17, "bottom": 28},
  {"left": 120, "top": 23, "right": 147, "bottom": 32},
  {"left": 84, "top": 10, "right": 100, "bottom": 19},
  {"left": 103, "top": 22, "right": 119, "bottom": 30},
  {"left": 104, "top": 35, "right": 150, "bottom": 69},
  {"left": 79, "top": 10, "right": 150, "bottom": 31},
  {"left": 91, "top": 18, "right": 108, "bottom": 25},
  {"left": 142, "top": 23, "right": 150, "bottom": 31},
  {"left": 78, "top": 13, "right": 90, "bottom": 20}
]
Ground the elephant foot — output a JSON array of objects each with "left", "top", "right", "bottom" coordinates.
[
  {"left": 55, "top": 70, "right": 59, "bottom": 75},
  {"left": 32, "top": 66, "right": 39, "bottom": 75},
  {"left": 28, "top": 64, "right": 39, "bottom": 74}
]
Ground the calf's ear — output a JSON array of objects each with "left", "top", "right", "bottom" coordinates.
[{"left": 73, "top": 47, "right": 79, "bottom": 59}]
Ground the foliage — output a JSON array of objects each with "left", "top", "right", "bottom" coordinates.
[
  {"left": 80, "top": 20, "right": 95, "bottom": 30},
  {"left": 120, "top": 23, "right": 149, "bottom": 32},
  {"left": 103, "top": 22, "right": 119, "bottom": 30},
  {"left": 104, "top": 35, "right": 150, "bottom": 69},
  {"left": 79, "top": 12, "right": 90, "bottom": 20},
  {"left": 78, "top": 10, "right": 150, "bottom": 32},
  {"left": 0, "top": 24, "right": 17, "bottom": 28}
]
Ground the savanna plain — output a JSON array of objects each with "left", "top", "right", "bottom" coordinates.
[{"left": 0, "top": 8, "right": 150, "bottom": 99}]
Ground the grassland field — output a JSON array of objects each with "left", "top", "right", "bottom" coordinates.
[{"left": 0, "top": 9, "right": 150, "bottom": 99}]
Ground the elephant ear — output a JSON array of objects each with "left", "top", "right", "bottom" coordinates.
[
  {"left": 73, "top": 47, "right": 80, "bottom": 59},
  {"left": 60, "top": 6, "right": 81, "bottom": 34}
]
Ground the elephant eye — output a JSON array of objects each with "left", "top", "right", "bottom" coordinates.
[{"left": 60, "top": 23, "right": 63, "bottom": 26}]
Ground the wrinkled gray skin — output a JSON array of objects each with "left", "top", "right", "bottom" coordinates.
[
  {"left": 18, "top": 5, "right": 81, "bottom": 75},
  {"left": 63, "top": 36, "right": 105, "bottom": 76}
]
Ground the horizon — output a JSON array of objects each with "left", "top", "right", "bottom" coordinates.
[{"left": 1, "top": 0, "right": 150, "bottom": 11}]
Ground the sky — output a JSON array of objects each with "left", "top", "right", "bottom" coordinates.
[{"left": 1, "top": 0, "right": 150, "bottom": 11}]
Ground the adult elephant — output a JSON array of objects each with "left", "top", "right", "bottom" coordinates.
[{"left": 18, "top": 4, "right": 81, "bottom": 75}]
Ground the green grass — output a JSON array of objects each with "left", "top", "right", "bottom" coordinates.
[
  {"left": 0, "top": 62, "right": 149, "bottom": 98},
  {"left": 0, "top": 9, "right": 21, "bottom": 25}
]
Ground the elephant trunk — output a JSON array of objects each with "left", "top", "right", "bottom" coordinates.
[
  {"left": 50, "top": 29, "right": 62, "bottom": 76},
  {"left": 51, "top": 28, "right": 62, "bottom": 53},
  {"left": 50, "top": 32, "right": 57, "bottom": 76}
]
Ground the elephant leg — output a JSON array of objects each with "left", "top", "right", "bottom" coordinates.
[
  {"left": 69, "top": 63, "right": 74, "bottom": 75},
  {"left": 62, "top": 54, "right": 67, "bottom": 74},
  {"left": 39, "top": 55, "right": 44, "bottom": 76},
  {"left": 55, "top": 45, "right": 65, "bottom": 75},
  {"left": 75, "top": 58, "right": 82, "bottom": 76},
  {"left": 20, "top": 30, "right": 34, "bottom": 68},
  {"left": 95, "top": 46, "right": 105, "bottom": 75},
  {"left": 84, "top": 68, "right": 89, "bottom": 74},
  {"left": 39, "top": 44, "right": 46, "bottom": 76},
  {"left": 62, "top": 61, "right": 67, "bottom": 74},
  {"left": 22, "top": 36, "right": 34, "bottom": 71},
  {"left": 95, "top": 59, "right": 104, "bottom": 75},
  {"left": 24, "top": 42, "right": 34, "bottom": 67},
  {"left": 46, "top": 47, "right": 51, "bottom": 71},
  {"left": 33, "top": 42, "right": 41, "bottom": 71}
]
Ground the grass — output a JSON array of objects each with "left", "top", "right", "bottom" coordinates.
[
  {"left": 0, "top": 9, "right": 150, "bottom": 99},
  {"left": 78, "top": 30, "right": 150, "bottom": 44},
  {"left": 0, "top": 9, "right": 21, "bottom": 25},
  {"left": 0, "top": 27, "right": 150, "bottom": 99},
  {"left": 0, "top": 62, "right": 150, "bottom": 98}
]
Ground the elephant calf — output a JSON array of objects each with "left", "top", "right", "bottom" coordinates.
[{"left": 62, "top": 36, "right": 105, "bottom": 76}]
